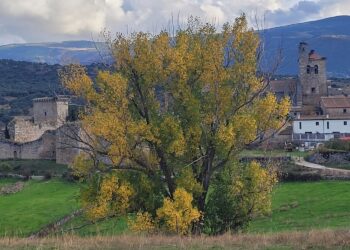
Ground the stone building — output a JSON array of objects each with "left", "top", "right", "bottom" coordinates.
[
  {"left": 320, "top": 96, "right": 350, "bottom": 116},
  {"left": 270, "top": 42, "right": 329, "bottom": 116},
  {"left": 298, "top": 42, "right": 328, "bottom": 115},
  {"left": 0, "top": 96, "right": 82, "bottom": 164}
]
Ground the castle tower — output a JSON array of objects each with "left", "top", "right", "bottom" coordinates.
[
  {"left": 298, "top": 42, "right": 327, "bottom": 114},
  {"left": 33, "top": 96, "right": 69, "bottom": 126}
]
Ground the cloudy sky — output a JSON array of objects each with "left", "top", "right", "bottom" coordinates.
[{"left": 0, "top": 0, "right": 349, "bottom": 45}]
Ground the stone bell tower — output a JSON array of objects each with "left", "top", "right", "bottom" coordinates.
[{"left": 298, "top": 42, "right": 327, "bottom": 114}]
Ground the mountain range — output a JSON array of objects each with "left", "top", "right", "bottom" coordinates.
[{"left": 0, "top": 15, "right": 350, "bottom": 77}]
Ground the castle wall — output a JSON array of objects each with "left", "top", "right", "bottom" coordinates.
[
  {"left": 0, "top": 131, "right": 56, "bottom": 160},
  {"left": 56, "top": 123, "right": 82, "bottom": 165},
  {"left": 0, "top": 141, "right": 17, "bottom": 159},
  {"left": 7, "top": 118, "right": 57, "bottom": 143}
]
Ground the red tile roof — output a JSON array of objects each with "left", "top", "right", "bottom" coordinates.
[
  {"left": 321, "top": 96, "right": 350, "bottom": 108},
  {"left": 309, "top": 50, "right": 325, "bottom": 61}
]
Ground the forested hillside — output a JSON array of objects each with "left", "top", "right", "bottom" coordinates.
[{"left": 0, "top": 60, "right": 106, "bottom": 123}]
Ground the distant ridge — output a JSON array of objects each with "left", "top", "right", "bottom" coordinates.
[
  {"left": 0, "top": 16, "right": 350, "bottom": 76},
  {"left": 0, "top": 40, "right": 109, "bottom": 65},
  {"left": 261, "top": 15, "right": 350, "bottom": 77}
]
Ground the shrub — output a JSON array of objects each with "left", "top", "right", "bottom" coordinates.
[
  {"left": 205, "top": 161, "right": 277, "bottom": 235},
  {"left": 156, "top": 188, "right": 201, "bottom": 235},
  {"left": 128, "top": 211, "right": 156, "bottom": 233},
  {"left": 324, "top": 139, "right": 350, "bottom": 151},
  {"left": 43, "top": 171, "right": 52, "bottom": 180},
  {"left": 0, "top": 162, "right": 12, "bottom": 172}
]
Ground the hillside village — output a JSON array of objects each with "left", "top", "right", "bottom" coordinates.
[{"left": 268, "top": 42, "right": 350, "bottom": 148}]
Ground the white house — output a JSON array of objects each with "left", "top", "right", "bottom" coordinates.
[{"left": 292, "top": 115, "right": 350, "bottom": 142}]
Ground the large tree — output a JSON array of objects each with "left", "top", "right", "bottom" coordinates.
[{"left": 62, "top": 15, "right": 290, "bottom": 234}]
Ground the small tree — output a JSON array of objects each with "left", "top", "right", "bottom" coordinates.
[
  {"left": 205, "top": 161, "right": 277, "bottom": 234},
  {"left": 61, "top": 14, "right": 290, "bottom": 233}
]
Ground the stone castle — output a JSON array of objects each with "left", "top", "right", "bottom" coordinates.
[{"left": 0, "top": 96, "right": 82, "bottom": 164}]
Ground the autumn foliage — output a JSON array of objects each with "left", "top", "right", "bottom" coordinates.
[{"left": 61, "top": 14, "right": 290, "bottom": 234}]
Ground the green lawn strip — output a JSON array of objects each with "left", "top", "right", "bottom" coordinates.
[
  {"left": 323, "top": 162, "right": 350, "bottom": 170},
  {"left": 0, "top": 178, "right": 79, "bottom": 237},
  {"left": 240, "top": 149, "right": 310, "bottom": 158},
  {"left": 249, "top": 181, "right": 350, "bottom": 232},
  {"left": 62, "top": 215, "right": 129, "bottom": 236}
]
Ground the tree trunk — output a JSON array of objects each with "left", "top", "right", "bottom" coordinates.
[
  {"left": 193, "top": 147, "right": 215, "bottom": 234},
  {"left": 155, "top": 146, "right": 176, "bottom": 197}
]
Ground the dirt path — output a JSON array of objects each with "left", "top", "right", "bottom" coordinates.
[{"left": 293, "top": 157, "right": 350, "bottom": 176}]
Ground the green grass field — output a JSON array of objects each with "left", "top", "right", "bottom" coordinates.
[
  {"left": 65, "top": 180, "right": 350, "bottom": 236},
  {"left": 0, "top": 178, "right": 79, "bottom": 237},
  {"left": 63, "top": 216, "right": 129, "bottom": 236},
  {"left": 249, "top": 181, "right": 350, "bottom": 232},
  {"left": 1, "top": 178, "right": 350, "bottom": 237}
]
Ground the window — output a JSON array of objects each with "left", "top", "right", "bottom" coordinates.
[
  {"left": 316, "top": 122, "right": 319, "bottom": 126},
  {"left": 307, "top": 65, "right": 311, "bottom": 74},
  {"left": 311, "top": 87, "right": 316, "bottom": 93},
  {"left": 344, "top": 121, "right": 348, "bottom": 125},
  {"left": 327, "top": 121, "right": 330, "bottom": 129},
  {"left": 44, "top": 111, "right": 47, "bottom": 116},
  {"left": 344, "top": 109, "right": 347, "bottom": 113},
  {"left": 314, "top": 65, "right": 319, "bottom": 74},
  {"left": 299, "top": 122, "right": 302, "bottom": 129}
]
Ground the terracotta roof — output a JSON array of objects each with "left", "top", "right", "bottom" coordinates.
[
  {"left": 309, "top": 50, "right": 325, "bottom": 61},
  {"left": 321, "top": 96, "right": 350, "bottom": 108}
]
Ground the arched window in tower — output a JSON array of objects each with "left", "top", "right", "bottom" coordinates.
[
  {"left": 307, "top": 65, "right": 311, "bottom": 74},
  {"left": 314, "top": 65, "right": 319, "bottom": 74}
]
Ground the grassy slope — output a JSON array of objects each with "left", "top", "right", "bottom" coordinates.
[
  {"left": 0, "top": 179, "right": 79, "bottom": 237},
  {"left": 249, "top": 181, "right": 350, "bottom": 232},
  {"left": 63, "top": 216, "right": 129, "bottom": 236},
  {"left": 1, "top": 178, "right": 350, "bottom": 237},
  {"left": 66, "top": 181, "right": 350, "bottom": 236},
  {"left": 240, "top": 149, "right": 310, "bottom": 158}
]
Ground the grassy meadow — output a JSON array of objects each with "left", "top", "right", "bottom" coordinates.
[
  {"left": 1, "top": 178, "right": 350, "bottom": 237},
  {"left": 249, "top": 181, "right": 350, "bottom": 232},
  {"left": 0, "top": 157, "right": 350, "bottom": 249},
  {"left": 0, "top": 178, "right": 79, "bottom": 237}
]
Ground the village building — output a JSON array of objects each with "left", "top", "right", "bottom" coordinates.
[{"left": 271, "top": 42, "right": 350, "bottom": 146}]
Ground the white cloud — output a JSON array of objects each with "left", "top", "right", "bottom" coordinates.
[{"left": 0, "top": 0, "right": 348, "bottom": 45}]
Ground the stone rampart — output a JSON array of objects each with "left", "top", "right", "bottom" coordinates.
[{"left": 0, "top": 131, "right": 56, "bottom": 160}]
